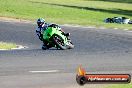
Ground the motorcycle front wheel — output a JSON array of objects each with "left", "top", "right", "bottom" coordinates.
[{"left": 53, "top": 35, "right": 67, "bottom": 50}]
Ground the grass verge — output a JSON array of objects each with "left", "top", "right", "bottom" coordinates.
[
  {"left": 0, "top": 0, "right": 132, "bottom": 29},
  {"left": 0, "top": 42, "right": 16, "bottom": 50},
  {"left": 105, "top": 83, "right": 132, "bottom": 88}
]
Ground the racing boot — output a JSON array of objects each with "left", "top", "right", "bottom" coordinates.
[
  {"left": 65, "top": 33, "right": 70, "bottom": 37},
  {"left": 42, "top": 44, "right": 48, "bottom": 50}
]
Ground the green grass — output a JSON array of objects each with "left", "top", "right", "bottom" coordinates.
[
  {"left": 0, "top": 0, "right": 132, "bottom": 29},
  {"left": 105, "top": 83, "right": 132, "bottom": 88},
  {"left": 0, "top": 42, "right": 16, "bottom": 50}
]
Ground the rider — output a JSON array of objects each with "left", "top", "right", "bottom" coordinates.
[{"left": 36, "top": 18, "right": 70, "bottom": 49}]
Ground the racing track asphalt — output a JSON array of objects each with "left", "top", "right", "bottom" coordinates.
[{"left": 0, "top": 21, "right": 132, "bottom": 88}]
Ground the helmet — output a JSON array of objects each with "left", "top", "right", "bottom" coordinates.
[{"left": 37, "top": 18, "right": 45, "bottom": 27}]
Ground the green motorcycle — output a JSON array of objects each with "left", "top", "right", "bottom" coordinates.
[{"left": 42, "top": 24, "right": 74, "bottom": 50}]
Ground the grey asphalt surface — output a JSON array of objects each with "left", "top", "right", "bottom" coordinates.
[{"left": 0, "top": 21, "right": 132, "bottom": 88}]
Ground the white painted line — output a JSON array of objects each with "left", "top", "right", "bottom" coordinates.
[
  {"left": 99, "top": 27, "right": 106, "bottom": 29},
  {"left": 0, "top": 45, "right": 28, "bottom": 51},
  {"left": 12, "top": 45, "right": 28, "bottom": 49},
  {"left": 29, "top": 70, "right": 59, "bottom": 73},
  {"left": 62, "top": 24, "right": 96, "bottom": 29},
  {"left": 127, "top": 31, "right": 132, "bottom": 32},
  {"left": 0, "top": 49, "right": 7, "bottom": 50},
  {"left": 114, "top": 28, "right": 118, "bottom": 30},
  {"left": 124, "top": 29, "right": 129, "bottom": 31}
]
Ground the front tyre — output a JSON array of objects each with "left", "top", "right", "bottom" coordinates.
[
  {"left": 53, "top": 35, "right": 67, "bottom": 50},
  {"left": 67, "top": 41, "right": 74, "bottom": 49}
]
